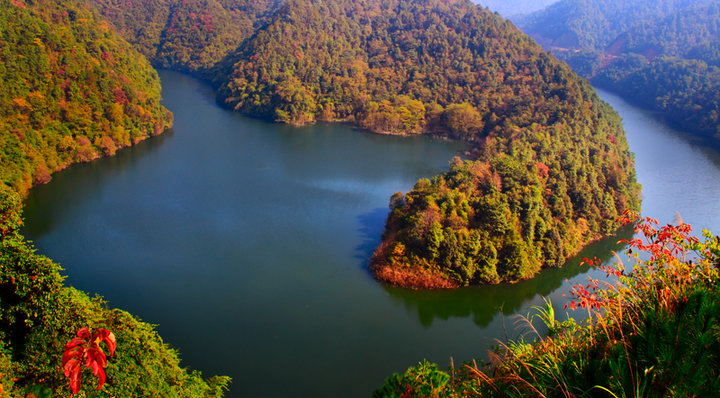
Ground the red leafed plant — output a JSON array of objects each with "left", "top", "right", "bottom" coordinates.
[{"left": 62, "top": 327, "right": 116, "bottom": 394}]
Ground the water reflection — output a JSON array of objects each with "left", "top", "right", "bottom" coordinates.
[
  {"left": 22, "top": 131, "right": 172, "bottom": 238},
  {"left": 383, "top": 225, "right": 633, "bottom": 328},
  {"left": 355, "top": 207, "right": 397, "bottom": 265}
]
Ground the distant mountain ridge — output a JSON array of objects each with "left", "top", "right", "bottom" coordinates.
[
  {"left": 521, "top": 0, "right": 720, "bottom": 141},
  {"left": 521, "top": 0, "right": 716, "bottom": 51}
]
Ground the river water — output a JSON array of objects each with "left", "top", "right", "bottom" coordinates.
[{"left": 21, "top": 72, "right": 720, "bottom": 397}]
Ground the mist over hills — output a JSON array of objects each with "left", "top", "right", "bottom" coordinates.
[{"left": 474, "top": 0, "right": 558, "bottom": 19}]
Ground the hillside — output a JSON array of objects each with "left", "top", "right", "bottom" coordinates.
[
  {"left": 87, "top": 0, "right": 280, "bottom": 74},
  {"left": 521, "top": 0, "right": 715, "bottom": 52},
  {"left": 522, "top": 0, "right": 720, "bottom": 142},
  {"left": 593, "top": 3, "right": 720, "bottom": 139},
  {"left": 210, "top": 0, "right": 639, "bottom": 287},
  {"left": 0, "top": 0, "right": 225, "bottom": 396},
  {"left": 605, "top": 2, "right": 720, "bottom": 58},
  {"left": 0, "top": 0, "right": 173, "bottom": 196},
  {"left": 218, "top": 0, "right": 618, "bottom": 136}
]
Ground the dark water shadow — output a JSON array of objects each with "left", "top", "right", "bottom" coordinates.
[
  {"left": 379, "top": 225, "right": 634, "bottom": 328},
  {"left": 21, "top": 130, "right": 173, "bottom": 238},
  {"left": 354, "top": 207, "right": 389, "bottom": 271}
]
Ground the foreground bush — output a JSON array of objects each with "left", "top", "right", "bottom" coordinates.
[{"left": 376, "top": 212, "right": 720, "bottom": 397}]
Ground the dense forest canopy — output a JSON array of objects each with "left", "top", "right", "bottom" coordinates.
[
  {"left": 605, "top": 2, "right": 720, "bottom": 58},
  {"left": 217, "top": 0, "right": 610, "bottom": 135},
  {"left": 0, "top": 0, "right": 227, "bottom": 396},
  {"left": 0, "top": 0, "right": 172, "bottom": 196},
  {"left": 87, "top": 0, "right": 281, "bottom": 74},
  {"left": 521, "top": 0, "right": 720, "bottom": 142}
]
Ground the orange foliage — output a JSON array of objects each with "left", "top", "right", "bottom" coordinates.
[
  {"left": 33, "top": 162, "right": 52, "bottom": 185},
  {"left": 535, "top": 161, "right": 549, "bottom": 178},
  {"left": 98, "top": 136, "right": 117, "bottom": 156},
  {"left": 12, "top": 97, "right": 31, "bottom": 111},
  {"left": 371, "top": 235, "right": 458, "bottom": 289},
  {"left": 372, "top": 264, "right": 459, "bottom": 289}
]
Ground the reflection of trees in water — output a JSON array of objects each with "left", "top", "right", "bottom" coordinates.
[
  {"left": 355, "top": 207, "right": 392, "bottom": 268},
  {"left": 22, "top": 131, "right": 172, "bottom": 238},
  {"left": 381, "top": 225, "right": 634, "bottom": 328}
]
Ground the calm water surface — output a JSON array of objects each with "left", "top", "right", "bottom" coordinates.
[{"left": 22, "top": 73, "right": 720, "bottom": 397}]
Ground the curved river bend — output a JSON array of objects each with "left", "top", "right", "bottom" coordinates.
[{"left": 22, "top": 72, "right": 720, "bottom": 397}]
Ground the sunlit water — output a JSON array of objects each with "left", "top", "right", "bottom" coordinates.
[{"left": 22, "top": 72, "right": 720, "bottom": 397}]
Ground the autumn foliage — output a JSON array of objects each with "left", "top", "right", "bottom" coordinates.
[
  {"left": 0, "top": 0, "right": 172, "bottom": 195},
  {"left": 62, "top": 327, "right": 116, "bottom": 394}
]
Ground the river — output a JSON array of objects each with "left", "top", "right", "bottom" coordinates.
[{"left": 21, "top": 72, "right": 720, "bottom": 397}]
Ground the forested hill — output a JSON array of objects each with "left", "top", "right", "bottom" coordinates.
[
  {"left": 521, "top": 0, "right": 715, "bottom": 52},
  {"left": 0, "top": 0, "right": 172, "bottom": 196},
  {"left": 605, "top": 2, "right": 720, "bottom": 59},
  {"left": 87, "top": 0, "right": 280, "bottom": 74},
  {"left": 592, "top": 3, "right": 720, "bottom": 139},
  {"left": 520, "top": 0, "right": 720, "bottom": 141},
  {"left": 218, "top": 0, "right": 611, "bottom": 136},
  {"left": 0, "top": 1, "right": 228, "bottom": 396}
]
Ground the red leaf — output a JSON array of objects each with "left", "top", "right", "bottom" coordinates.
[
  {"left": 63, "top": 357, "right": 80, "bottom": 378},
  {"left": 96, "top": 328, "right": 117, "bottom": 358},
  {"left": 77, "top": 327, "right": 91, "bottom": 339},
  {"left": 63, "top": 327, "right": 115, "bottom": 395},
  {"left": 64, "top": 337, "right": 85, "bottom": 350},
  {"left": 62, "top": 347, "right": 82, "bottom": 367},
  {"left": 96, "top": 366, "right": 107, "bottom": 390},
  {"left": 70, "top": 365, "right": 82, "bottom": 394}
]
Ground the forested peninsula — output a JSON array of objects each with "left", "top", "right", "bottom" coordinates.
[
  {"left": 521, "top": 0, "right": 720, "bottom": 142},
  {"left": 209, "top": 0, "right": 638, "bottom": 288},
  {"left": 2, "top": 0, "right": 640, "bottom": 395}
]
